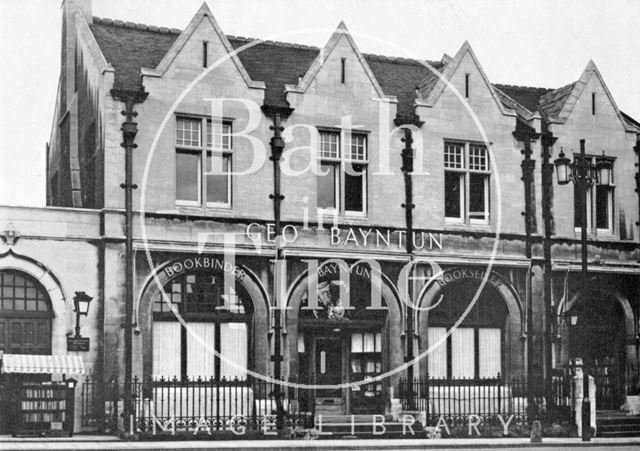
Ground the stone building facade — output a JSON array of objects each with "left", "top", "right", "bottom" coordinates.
[{"left": 1, "top": 0, "right": 639, "bottom": 433}]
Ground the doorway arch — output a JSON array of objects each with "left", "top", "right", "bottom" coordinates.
[{"left": 558, "top": 288, "right": 636, "bottom": 409}]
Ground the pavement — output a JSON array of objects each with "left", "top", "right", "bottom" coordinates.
[{"left": 0, "top": 436, "right": 639, "bottom": 450}]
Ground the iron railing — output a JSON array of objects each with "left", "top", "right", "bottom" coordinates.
[
  {"left": 399, "top": 374, "right": 571, "bottom": 427},
  {"left": 80, "top": 376, "right": 315, "bottom": 436}
]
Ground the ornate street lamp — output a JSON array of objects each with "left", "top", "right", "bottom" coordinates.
[
  {"left": 553, "top": 139, "right": 611, "bottom": 442},
  {"left": 73, "top": 291, "right": 93, "bottom": 338},
  {"left": 595, "top": 153, "right": 614, "bottom": 187}
]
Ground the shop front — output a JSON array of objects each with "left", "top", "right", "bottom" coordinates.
[
  {"left": 0, "top": 264, "right": 85, "bottom": 436},
  {"left": 286, "top": 260, "right": 403, "bottom": 416}
]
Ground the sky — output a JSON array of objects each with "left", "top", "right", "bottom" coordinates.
[{"left": 0, "top": 0, "right": 639, "bottom": 207}]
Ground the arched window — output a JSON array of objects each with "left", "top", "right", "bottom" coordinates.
[
  {"left": 427, "top": 279, "right": 507, "bottom": 380},
  {"left": 152, "top": 270, "right": 252, "bottom": 381},
  {"left": 0, "top": 270, "right": 52, "bottom": 355}
]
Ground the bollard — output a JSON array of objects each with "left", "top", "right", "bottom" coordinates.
[{"left": 530, "top": 420, "right": 542, "bottom": 443}]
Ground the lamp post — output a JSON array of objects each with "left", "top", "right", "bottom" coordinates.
[
  {"left": 400, "top": 128, "right": 415, "bottom": 408},
  {"left": 554, "top": 139, "right": 612, "bottom": 441},
  {"left": 553, "top": 140, "right": 612, "bottom": 278},
  {"left": 268, "top": 113, "right": 286, "bottom": 431},
  {"left": 73, "top": 291, "right": 93, "bottom": 338}
]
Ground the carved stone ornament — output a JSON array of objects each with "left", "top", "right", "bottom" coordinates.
[{"left": 0, "top": 223, "right": 20, "bottom": 246}]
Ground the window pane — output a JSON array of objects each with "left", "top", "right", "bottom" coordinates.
[
  {"left": 478, "top": 328, "right": 501, "bottom": 378},
  {"left": 318, "top": 163, "right": 337, "bottom": 209},
  {"left": 348, "top": 135, "right": 367, "bottom": 161},
  {"left": 363, "top": 333, "right": 375, "bottom": 352},
  {"left": 176, "top": 118, "right": 201, "bottom": 147},
  {"left": 207, "top": 122, "right": 232, "bottom": 150},
  {"left": 469, "top": 173, "right": 488, "bottom": 220},
  {"left": 468, "top": 145, "right": 488, "bottom": 171},
  {"left": 206, "top": 154, "right": 230, "bottom": 204},
  {"left": 444, "top": 143, "right": 464, "bottom": 169},
  {"left": 153, "top": 322, "right": 182, "bottom": 379},
  {"left": 176, "top": 151, "right": 200, "bottom": 202},
  {"left": 596, "top": 186, "right": 610, "bottom": 230},
  {"left": 345, "top": 165, "right": 364, "bottom": 212},
  {"left": 351, "top": 333, "right": 363, "bottom": 353},
  {"left": 220, "top": 322, "right": 248, "bottom": 380},
  {"left": 319, "top": 132, "right": 339, "bottom": 158},
  {"left": 444, "top": 172, "right": 462, "bottom": 218},
  {"left": 451, "top": 327, "right": 474, "bottom": 378},
  {"left": 427, "top": 327, "right": 447, "bottom": 378},
  {"left": 186, "top": 322, "right": 216, "bottom": 380}
]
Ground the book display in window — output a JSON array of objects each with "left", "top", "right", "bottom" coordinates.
[
  {"left": 350, "top": 332, "right": 382, "bottom": 413},
  {"left": 15, "top": 382, "right": 74, "bottom": 437}
]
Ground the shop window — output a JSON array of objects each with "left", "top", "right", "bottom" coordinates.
[
  {"left": 573, "top": 156, "right": 614, "bottom": 235},
  {"left": 426, "top": 279, "right": 506, "bottom": 380},
  {"left": 444, "top": 142, "right": 490, "bottom": 224},
  {"left": 152, "top": 271, "right": 250, "bottom": 380},
  {"left": 175, "top": 117, "right": 232, "bottom": 208},
  {"left": 350, "top": 332, "right": 382, "bottom": 400},
  {"left": 317, "top": 130, "right": 368, "bottom": 215}
]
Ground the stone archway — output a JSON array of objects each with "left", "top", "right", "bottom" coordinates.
[
  {"left": 135, "top": 255, "right": 270, "bottom": 380},
  {"left": 417, "top": 268, "right": 525, "bottom": 379},
  {"left": 285, "top": 261, "right": 403, "bottom": 414},
  {"left": 557, "top": 287, "right": 636, "bottom": 409},
  {"left": 0, "top": 250, "right": 70, "bottom": 354}
]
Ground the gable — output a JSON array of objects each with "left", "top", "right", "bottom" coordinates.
[
  {"left": 140, "top": 4, "right": 263, "bottom": 92},
  {"left": 418, "top": 42, "right": 513, "bottom": 118},
  {"left": 289, "top": 22, "right": 386, "bottom": 100}
]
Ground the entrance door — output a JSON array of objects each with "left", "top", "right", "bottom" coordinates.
[
  {"left": 569, "top": 297, "right": 625, "bottom": 410},
  {"left": 314, "top": 337, "right": 342, "bottom": 398}
]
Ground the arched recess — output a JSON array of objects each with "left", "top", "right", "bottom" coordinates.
[
  {"left": 557, "top": 287, "right": 637, "bottom": 371},
  {"left": 285, "top": 262, "right": 404, "bottom": 393},
  {"left": 136, "top": 257, "right": 270, "bottom": 379},
  {"left": 416, "top": 268, "right": 524, "bottom": 379},
  {"left": 0, "top": 250, "right": 70, "bottom": 354}
]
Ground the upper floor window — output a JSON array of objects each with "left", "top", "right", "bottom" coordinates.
[
  {"left": 574, "top": 156, "right": 614, "bottom": 235},
  {"left": 175, "top": 117, "right": 232, "bottom": 208},
  {"left": 317, "top": 130, "right": 368, "bottom": 216},
  {"left": 444, "top": 141, "right": 490, "bottom": 224}
]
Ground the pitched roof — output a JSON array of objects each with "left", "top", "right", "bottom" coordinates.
[
  {"left": 90, "top": 18, "right": 179, "bottom": 92},
  {"left": 226, "top": 36, "right": 318, "bottom": 109},
  {"left": 538, "top": 82, "right": 577, "bottom": 119},
  {"left": 89, "top": 16, "right": 442, "bottom": 119},
  {"left": 366, "top": 55, "right": 443, "bottom": 122},
  {"left": 88, "top": 17, "right": 639, "bottom": 128},
  {"left": 622, "top": 111, "right": 640, "bottom": 129},
  {"left": 492, "top": 84, "right": 552, "bottom": 114}
]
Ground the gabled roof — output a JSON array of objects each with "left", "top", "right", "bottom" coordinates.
[
  {"left": 289, "top": 21, "right": 386, "bottom": 99},
  {"left": 90, "top": 17, "right": 179, "bottom": 92},
  {"left": 492, "top": 84, "right": 552, "bottom": 114},
  {"left": 87, "top": 15, "right": 639, "bottom": 130},
  {"left": 538, "top": 82, "right": 577, "bottom": 119},
  {"left": 226, "top": 36, "right": 318, "bottom": 109},
  {"left": 622, "top": 111, "right": 640, "bottom": 129},
  {"left": 88, "top": 16, "right": 443, "bottom": 119},
  {"left": 416, "top": 41, "right": 514, "bottom": 117}
]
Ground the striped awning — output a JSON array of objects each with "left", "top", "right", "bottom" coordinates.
[{"left": 1, "top": 354, "right": 85, "bottom": 374}]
